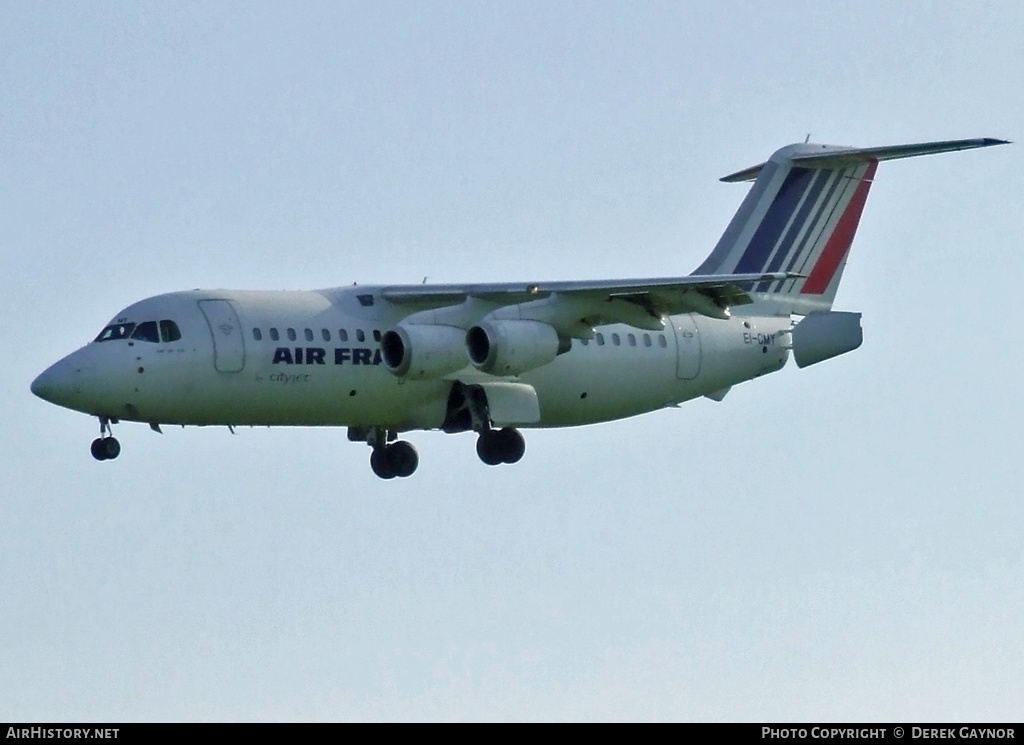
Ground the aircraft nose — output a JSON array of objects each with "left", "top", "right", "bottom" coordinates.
[{"left": 31, "top": 358, "right": 80, "bottom": 406}]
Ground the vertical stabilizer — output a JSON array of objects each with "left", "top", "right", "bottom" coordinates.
[{"left": 693, "top": 138, "right": 1007, "bottom": 314}]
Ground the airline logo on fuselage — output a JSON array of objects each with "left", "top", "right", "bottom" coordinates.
[{"left": 272, "top": 347, "right": 383, "bottom": 366}]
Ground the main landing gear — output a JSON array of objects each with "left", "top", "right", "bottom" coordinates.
[
  {"left": 369, "top": 440, "right": 419, "bottom": 480},
  {"left": 352, "top": 426, "right": 419, "bottom": 480},
  {"left": 353, "top": 422, "right": 527, "bottom": 480},
  {"left": 91, "top": 416, "right": 120, "bottom": 461},
  {"left": 442, "top": 380, "right": 527, "bottom": 471},
  {"left": 449, "top": 382, "right": 526, "bottom": 468},
  {"left": 476, "top": 427, "right": 526, "bottom": 466},
  {"left": 360, "top": 426, "right": 526, "bottom": 479}
]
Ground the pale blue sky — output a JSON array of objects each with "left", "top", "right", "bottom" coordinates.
[{"left": 3, "top": 1, "right": 1023, "bottom": 721}]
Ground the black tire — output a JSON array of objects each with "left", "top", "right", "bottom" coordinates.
[
  {"left": 386, "top": 441, "right": 419, "bottom": 478},
  {"left": 370, "top": 448, "right": 396, "bottom": 479},
  {"left": 103, "top": 435, "right": 121, "bottom": 460},
  {"left": 497, "top": 428, "right": 526, "bottom": 464},
  {"left": 476, "top": 430, "right": 503, "bottom": 466},
  {"left": 101, "top": 437, "right": 121, "bottom": 460},
  {"left": 91, "top": 438, "right": 108, "bottom": 461}
]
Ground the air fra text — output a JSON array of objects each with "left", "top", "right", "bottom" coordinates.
[{"left": 272, "top": 347, "right": 382, "bottom": 366}]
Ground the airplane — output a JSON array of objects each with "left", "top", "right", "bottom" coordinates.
[{"left": 31, "top": 137, "right": 1006, "bottom": 479}]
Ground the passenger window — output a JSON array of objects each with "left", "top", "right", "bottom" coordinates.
[
  {"left": 95, "top": 323, "right": 136, "bottom": 342},
  {"left": 643, "top": 334, "right": 652, "bottom": 347},
  {"left": 612, "top": 333, "right": 620, "bottom": 346},
  {"left": 270, "top": 328, "right": 279, "bottom": 342},
  {"left": 658, "top": 335, "right": 667, "bottom": 348},
  {"left": 373, "top": 329, "right": 382, "bottom": 342},
  {"left": 596, "top": 333, "right": 605, "bottom": 346},
  {"left": 130, "top": 321, "right": 160, "bottom": 343},
  {"left": 339, "top": 329, "right": 348, "bottom": 342},
  {"left": 581, "top": 338, "right": 589, "bottom": 346},
  {"left": 628, "top": 334, "right": 636, "bottom": 347},
  {"left": 252, "top": 328, "right": 263, "bottom": 342},
  {"left": 160, "top": 320, "right": 182, "bottom": 343},
  {"left": 304, "top": 328, "right": 314, "bottom": 342},
  {"left": 356, "top": 329, "right": 365, "bottom": 342},
  {"left": 287, "top": 328, "right": 297, "bottom": 342},
  {"left": 322, "top": 329, "right": 331, "bottom": 342}
]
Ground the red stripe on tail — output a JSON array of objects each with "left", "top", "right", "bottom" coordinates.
[{"left": 801, "top": 161, "right": 878, "bottom": 295}]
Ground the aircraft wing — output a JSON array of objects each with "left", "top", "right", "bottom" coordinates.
[{"left": 380, "top": 271, "right": 800, "bottom": 330}]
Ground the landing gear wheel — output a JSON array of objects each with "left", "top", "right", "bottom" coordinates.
[
  {"left": 91, "top": 438, "right": 107, "bottom": 461},
  {"left": 476, "top": 428, "right": 526, "bottom": 465},
  {"left": 91, "top": 437, "right": 120, "bottom": 461},
  {"left": 497, "top": 427, "right": 525, "bottom": 464},
  {"left": 476, "top": 430, "right": 504, "bottom": 466},
  {"left": 370, "top": 441, "right": 419, "bottom": 479},
  {"left": 370, "top": 448, "right": 396, "bottom": 479},
  {"left": 386, "top": 441, "right": 419, "bottom": 478}
]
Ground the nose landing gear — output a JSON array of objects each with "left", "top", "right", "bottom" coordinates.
[{"left": 91, "top": 416, "right": 120, "bottom": 461}]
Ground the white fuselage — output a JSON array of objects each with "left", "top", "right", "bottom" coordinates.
[{"left": 34, "top": 287, "right": 791, "bottom": 432}]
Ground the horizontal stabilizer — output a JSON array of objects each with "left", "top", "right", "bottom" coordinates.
[{"left": 721, "top": 138, "right": 1009, "bottom": 183}]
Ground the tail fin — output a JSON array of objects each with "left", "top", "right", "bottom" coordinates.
[{"left": 693, "top": 138, "right": 1007, "bottom": 314}]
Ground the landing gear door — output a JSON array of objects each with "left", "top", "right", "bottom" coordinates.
[
  {"left": 672, "top": 314, "right": 702, "bottom": 380},
  {"left": 199, "top": 300, "right": 245, "bottom": 373}
]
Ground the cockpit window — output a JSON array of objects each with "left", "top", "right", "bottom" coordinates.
[
  {"left": 95, "top": 320, "right": 182, "bottom": 343},
  {"left": 95, "top": 323, "right": 136, "bottom": 342},
  {"left": 160, "top": 320, "right": 181, "bottom": 343},
  {"left": 131, "top": 321, "right": 160, "bottom": 343}
]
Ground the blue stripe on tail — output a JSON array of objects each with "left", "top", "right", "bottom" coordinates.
[
  {"left": 754, "top": 168, "right": 832, "bottom": 291},
  {"left": 734, "top": 167, "right": 816, "bottom": 275}
]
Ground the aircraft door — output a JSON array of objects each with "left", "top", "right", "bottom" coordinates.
[
  {"left": 198, "top": 300, "right": 245, "bottom": 373},
  {"left": 671, "top": 314, "right": 702, "bottom": 380}
]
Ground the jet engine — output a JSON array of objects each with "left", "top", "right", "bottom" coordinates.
[
  {"left": 466, "top": 320, "right": 568, "bottom": 376},
  {"left": 381, "top": 324, "right": 468, "bottom": 380}
]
